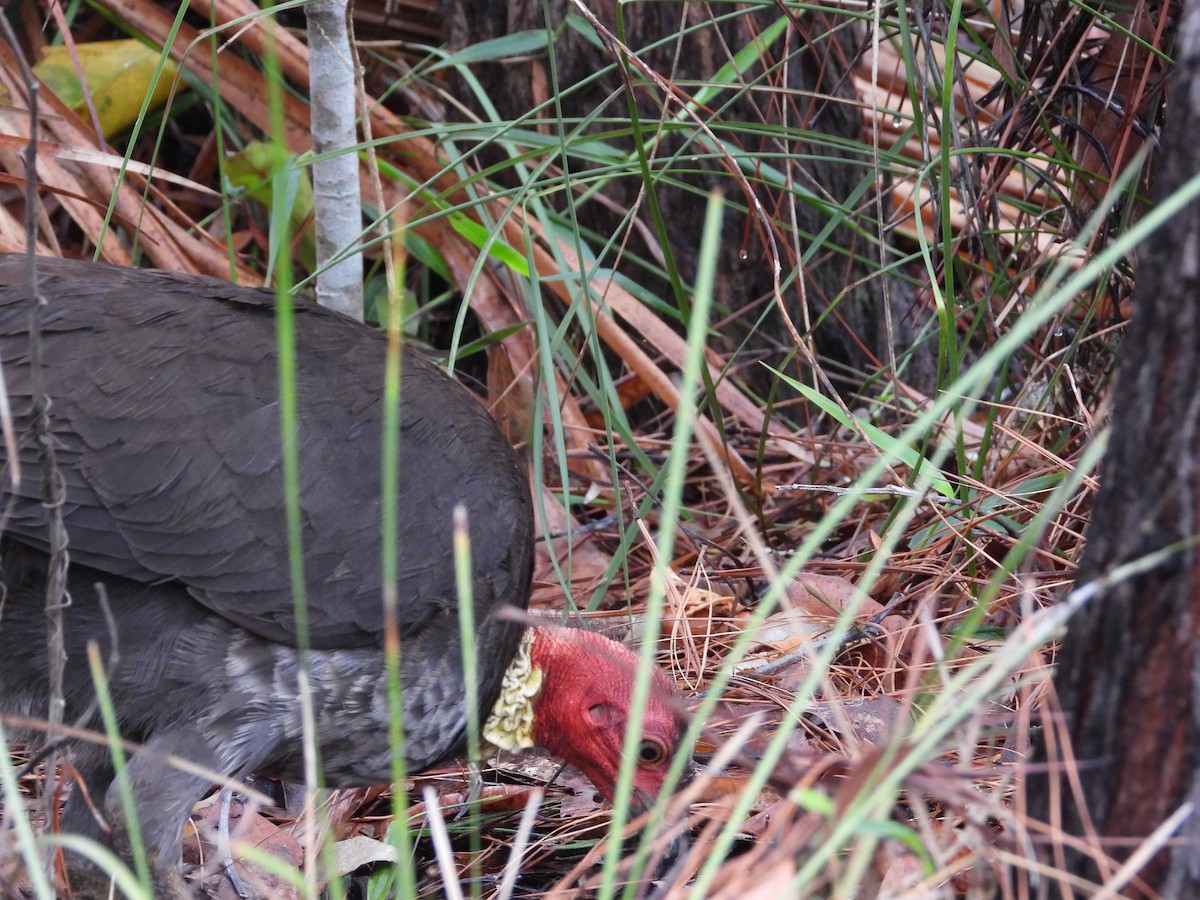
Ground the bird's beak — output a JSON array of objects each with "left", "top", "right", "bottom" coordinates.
[
  {"left": 632, "top": 764, "right": 697, "bottom": 880},
  {"left": 630, "top": 788, "right": 656, "bottom": 814},
  {"left": 630, "top": 755, "right": 698, "bottom": 814}
]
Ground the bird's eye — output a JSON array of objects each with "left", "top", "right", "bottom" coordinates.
[{"left": 637, "top": 738, "right": 668, "bottom": 765}]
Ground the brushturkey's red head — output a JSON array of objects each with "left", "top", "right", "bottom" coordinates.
[{"left": 483, "top": 627, "right": 685, "bottom": 809}]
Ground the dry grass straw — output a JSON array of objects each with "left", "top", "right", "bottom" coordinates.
[{"left": 0, "top": 0, "right": 1170, "bottom": 896}]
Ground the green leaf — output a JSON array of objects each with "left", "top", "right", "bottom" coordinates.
[
  {"left": 226, "top": 141, "right": 316, "bottom": 273},
  {"left": 448, "top": 214, "right": 530, "bottom": 276},
  {"left": 424, "top": 30, "right": 551, "bottom": 73}
]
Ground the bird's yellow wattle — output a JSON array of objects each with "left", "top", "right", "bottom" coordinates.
[{"left": 482, "top": 629, "right": 543, "bottom": 751}]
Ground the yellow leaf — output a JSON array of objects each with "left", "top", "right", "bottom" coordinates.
[{"left": 35, "top": 40, "right": 182, "bottom": 138}]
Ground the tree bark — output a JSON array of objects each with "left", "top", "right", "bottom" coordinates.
[
  {"left": 1026, "top": 2, "right": 1200, "bottom": 893},
  {"left": 306, "top": 0, "right": 364, "bottom": 319},
  {"left": 440, "top": 1, "right": 907, "bottom": 400}
]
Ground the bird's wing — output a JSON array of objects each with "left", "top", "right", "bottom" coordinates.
[{"left": 0, "top": 255, "right": 533, "bottom": 649}]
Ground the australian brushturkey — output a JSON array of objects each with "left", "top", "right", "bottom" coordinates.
[{"left": 0, "top": 255, "right": 684, "bottom": 896}]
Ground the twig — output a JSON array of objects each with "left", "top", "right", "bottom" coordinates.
[
  {"left": 216, "top": 788, "right": 254, "bottom": 899},
  {"left": 494, "top": 787, "right": 543, "bottom": 900},
  {"left": 774, "top": 482, "right": 953, "bottom": 503},
  {"left": 421, "top": 786, "right": 465, "bottom": 900}
]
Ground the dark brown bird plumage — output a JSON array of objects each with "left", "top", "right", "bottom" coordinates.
[{"left": 0, "top": 255, "right": 684, "bottom": 896}]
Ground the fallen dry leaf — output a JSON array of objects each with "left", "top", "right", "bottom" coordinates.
[
  {"left": 185, "top": 797, "right": 304, "bottom": 899},
  {"left": 334, "top": 835, "right": 397, "bottom": 875}
]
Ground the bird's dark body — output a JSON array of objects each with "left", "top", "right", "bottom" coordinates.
[{"left": 0, "top": 255, "right": 533, "bottom": 890}]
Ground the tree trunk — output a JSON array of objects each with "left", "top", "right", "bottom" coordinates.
[
  {"left": 1026, "top": 2, "right": 1199, "bottom": 893},
  {"left": 441, "top": 1, "right": 910, "bottom": 400}
]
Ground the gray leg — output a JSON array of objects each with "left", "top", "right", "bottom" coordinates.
[{"left": 62, "top": 728, "right": 235, "bottom": 899}]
